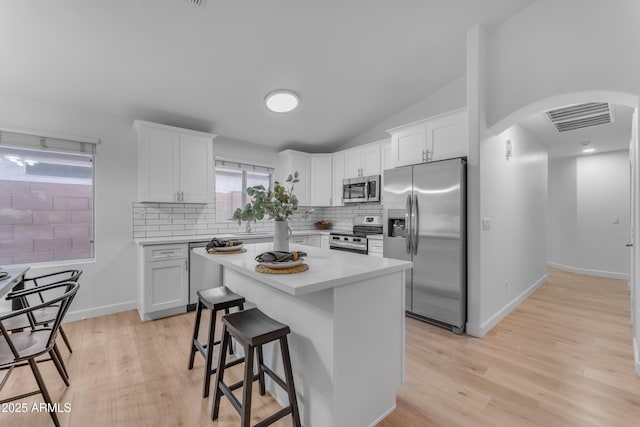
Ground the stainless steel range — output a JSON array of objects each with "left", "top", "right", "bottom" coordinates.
[{"left": 329, "top": 215, "right": 383, "bottom": 255}]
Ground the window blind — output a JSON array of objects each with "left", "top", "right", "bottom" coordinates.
[{"left": 0, "top": 129, "right": 98, "bottom": 155}]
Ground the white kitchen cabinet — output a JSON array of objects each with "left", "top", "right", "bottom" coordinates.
[
  {"left": 278, "top": 150, "right": 310, "bottom": 206},
  {"left": 380, "top": 139, "right": 392, "bottom": 205},
  {"left": 427, "top": 109, "right": 467, "bottom": 162},
  {"left": 307, "top": 234, "right": 322, "bottom": 248},
  {"left": 291, "top": 235, "right": 308, "bottom": 245},
  {"left": 389, "top": 122, "right": 427, "bottom": 168},
  {"left": 343, "top": 142, "right": 381, "bottom": 179},
  {"left": 320, "top": 234, "right": 330, "bottom": 249},
  {"left": 138, "top": 243, "right": 188, "bottom": 320},
  {"left": 332, "top": 151, "right": 345, "bottom": 206},
  {"left": 135, "top": 120, "right": 215, "bottom": 203},
  {"left": 310, "top": 154, "right": 333, "bottom": 207},
  {"left": 387, "top": 108, "right": 467, "bottom": 167},
  {"left": 368, "top": 239, "right": 383, "bottom": 258}
]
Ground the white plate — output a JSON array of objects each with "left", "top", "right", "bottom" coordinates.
[
  {"left": 259, "top": 259, "right": 304, "bottom": 269},
  {"left": 212, "top": 244, "right": 244, "bottom": 252}
]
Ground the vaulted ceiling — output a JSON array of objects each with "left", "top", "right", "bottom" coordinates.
[{"left": 0, "top": 0, "right": 533, "bottom": 151}]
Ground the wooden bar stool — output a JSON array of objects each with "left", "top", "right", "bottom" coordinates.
[
  {"left": 188, "top": 286, "right": 245, "bottom": 398},
  {"left": 211, "top": 307, "right": 301, "bottom": 427}
]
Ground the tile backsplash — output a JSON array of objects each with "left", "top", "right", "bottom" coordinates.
[{"left": 132, "top": 202, "right": 383, "bottom": 239}]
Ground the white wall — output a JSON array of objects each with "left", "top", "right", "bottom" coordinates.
[
  {"left": 469, "top": 123, "right": 548, "bottom": 335},
  {"left": 548, "top": 150, "right": 630, "bottom": 279},
  {"left": 340, "top": 75, "right": 466, "bottom": 149},
  {"left": 487, "top": 0, "right": 640, "bottom": 128}
]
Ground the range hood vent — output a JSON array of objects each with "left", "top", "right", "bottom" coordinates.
[{"left": 545, "top": 102, "right": 614, "bottom": 132}]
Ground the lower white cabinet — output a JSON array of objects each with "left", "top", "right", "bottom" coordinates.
[
  {"left": 138, "top": 243, "right": 188, "bottom": 320},
  {"left": 368, "top": 239, "right": 383, "bottom": 258},
  {"left": 291, "top": 235, "right": 308, "bottom": 245},
  {"left": 307, "top": 234, "right": 322, "bottom": 248},
  {"left": 321, "top": 234, "right": 330, "bottom": 249}
]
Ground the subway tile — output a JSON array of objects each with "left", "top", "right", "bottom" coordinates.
[
  {"left": 159, "top": 224, "right": 185, "bottom": 231},
  {"left": 145, "top": 230, "right": 171, "bottom": 237},
  {"left": 173, "top": 208, "right": 197, "bottom": 214},
  {"left": 172, "top": 219, "right": 196, "bottom": 225},
  {"left": 133, "top": 231, "right": 146, "bottom": 238},
  {"left": 146, "top": 219, "right": 169, "bottom": 226},
  {"left": 133, "top": 219, "right": 146, "bottom": 226}
]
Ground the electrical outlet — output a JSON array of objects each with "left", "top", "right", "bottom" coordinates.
[
  {"left": 504, "top": 280, "right": 509, "bottom": 292},
  {"left": 482, "top": 218, "right": 491, "bottom": 231},
  {"left": 612, "top": 217, "right": 620, "bottom": 224}
]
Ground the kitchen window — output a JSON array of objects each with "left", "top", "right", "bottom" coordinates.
[
  {"left": 214, "top": 158, "right": 273, "bottom": 221},
  {"left": 0, "top": 130, "right": 97, "bottom": 265}
]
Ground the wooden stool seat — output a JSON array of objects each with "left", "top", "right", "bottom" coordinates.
[
  {"left": 188, "top": 286, "right": 245, "bottom": 398},
  {"left": 211, "top": 307, "right": 301, "bottom": 427}
]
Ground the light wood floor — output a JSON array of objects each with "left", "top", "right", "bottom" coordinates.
[{"left": 1, "top": 268, "right": 638, "bottom": 426}]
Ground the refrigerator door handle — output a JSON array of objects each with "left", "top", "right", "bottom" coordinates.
[
  {"left": 405, "top": 194, "right": 412, "bottom": 254},
  {"left": 413, "top": 194, "right": 419, "bottom": 255}
]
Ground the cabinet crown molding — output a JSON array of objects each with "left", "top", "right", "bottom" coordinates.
[
  {"left": 385, "top": 107, "right": 467, "bottom": 134},
  {"left": 133, "top": 119, "right": 217, "bottom": 140}
]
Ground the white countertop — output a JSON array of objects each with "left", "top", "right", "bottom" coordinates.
[
  {"left": 192, "top": 243, "right": 411, "bottom": 296},
  {"left": 134, "top": 229, "right": 331, "bottom": 245}
]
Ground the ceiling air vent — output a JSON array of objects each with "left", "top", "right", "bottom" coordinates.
[
  {"left": 545, "top": 102, "right": 614, "bottom": 132},
  {"left": 186, "top": 0, "right": 207, "bottom": 8}
]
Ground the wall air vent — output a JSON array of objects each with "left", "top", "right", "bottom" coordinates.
[
  {"left": 545, "top": 102, "right": 614, "bottom": 132},
  {"left": 186, "top": 0, "right": 207, "bottom": 8}
]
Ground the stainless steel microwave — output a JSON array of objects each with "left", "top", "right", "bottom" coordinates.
[{"left": 342, "top": 175, "right": 380, "bottom": 203}]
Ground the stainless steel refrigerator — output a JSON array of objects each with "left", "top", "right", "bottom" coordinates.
[{"left": 383, "top": 158, "right": 466, "bottom": 334}]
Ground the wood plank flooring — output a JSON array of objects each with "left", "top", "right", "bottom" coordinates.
[{"left": 1, "top": 267, "right": 638, "bottom": 426}]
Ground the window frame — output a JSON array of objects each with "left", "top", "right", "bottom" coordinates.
[{"left": 214, "top": 158, "right": 274, "bottom": 222}]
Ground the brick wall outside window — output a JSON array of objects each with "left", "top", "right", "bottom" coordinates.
[{"left": 0, "top": 179, "right": 93, "bottom": 265}]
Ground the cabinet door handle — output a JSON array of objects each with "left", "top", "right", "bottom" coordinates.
[
  {"left": 160, "top": 251, "right": 175, "bottom": 255},
  {"left": 185, "top": 259, "right": 189, "bottom": 270}
]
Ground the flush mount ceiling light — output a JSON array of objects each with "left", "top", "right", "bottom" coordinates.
[{"left": 264, "top": 90, "right": 300, "bottom": 113}]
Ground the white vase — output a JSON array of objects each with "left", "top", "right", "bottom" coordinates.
[{"left": 273, "top": 220, "right": 291, "bottom": 252}]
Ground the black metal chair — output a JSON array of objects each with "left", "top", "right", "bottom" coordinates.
[
  {"left": 5, "top": 269, "right": 82, "bottom": 354},
  {"left": 0, "top": 281, "right": 79, "bottom": 427}
]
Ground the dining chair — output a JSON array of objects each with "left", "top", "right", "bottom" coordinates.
[
  {"left": 5, "top": 269, "right": 82, "bottom": 354},
  {"left": 0, "top": 281, "right": 79, "bottom": 427}
]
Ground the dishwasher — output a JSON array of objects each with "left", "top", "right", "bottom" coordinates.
[{"left": 187, "top": 241, "right": 222, "bottom": 311}]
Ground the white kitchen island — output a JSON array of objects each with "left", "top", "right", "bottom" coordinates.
[{"left": 193, "top": 244, "right": 412, "bottom": 427}]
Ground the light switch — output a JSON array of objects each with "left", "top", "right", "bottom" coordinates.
[{"left": 482, "top": 218, "right": 491, "bottom": 231}]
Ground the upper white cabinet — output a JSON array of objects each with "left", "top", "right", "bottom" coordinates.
[
  {"left": 332, "top": 151, "right": 345, "bottom": 206},
  {"left": 427, "top": 109, "right": 467, "bottom": 162},
  {"left": 309, "top": 154, "right": 333, "bottom": 207},
  {"left": 387, "top": 108, "right": 467, "bottom": 167},
  {"left": 135, "top": 120, "right": 216, "bottom": 203},
  {"left": 278, "top": 150, "right": 311, "bottom": 206},
  {"left": 343, "top": 143, "right": 381, "bottom": 178}
]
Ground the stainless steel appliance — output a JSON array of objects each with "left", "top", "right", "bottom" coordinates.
[
  {"left": 383, "top": 158, "right": 466, "bottom": 334},
  {"left": 342, "top": 175, "right": 381, "bottom": 203},
  {"left": 329, "top": 215, "right": 383, "bottom": 254}
]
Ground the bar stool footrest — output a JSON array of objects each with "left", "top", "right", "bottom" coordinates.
[
  {"left": 261, "top": 364, "right": 287, "bottom": 391},
  {"left": 226, "top": 373, "right": 261, "bottom": 392},
  {"left": 254, "top": 407, "right": 293, "bottom": 427},
  {"left": 219, "top": 382, "right": 243, "bottom": 414}
]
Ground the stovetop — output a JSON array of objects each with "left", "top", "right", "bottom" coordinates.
[{"left": 329, "top": 215, "right": 383, "bottom": 238}]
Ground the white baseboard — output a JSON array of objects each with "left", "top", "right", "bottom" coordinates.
[
  {"left": 370, "top": 404, "right": 396, "bottom": 427},
  {"left": 547, "top": 261, "right": 629, "bottom": 281},
  {"left": 466, "top": 273, "right": 548, "bottom": 337},
  {"left": 63, "top": 300, "right": 137, "bottom": 323},
  {"left": 634, "top": 338, "right": 640, "bottom": 377}
]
